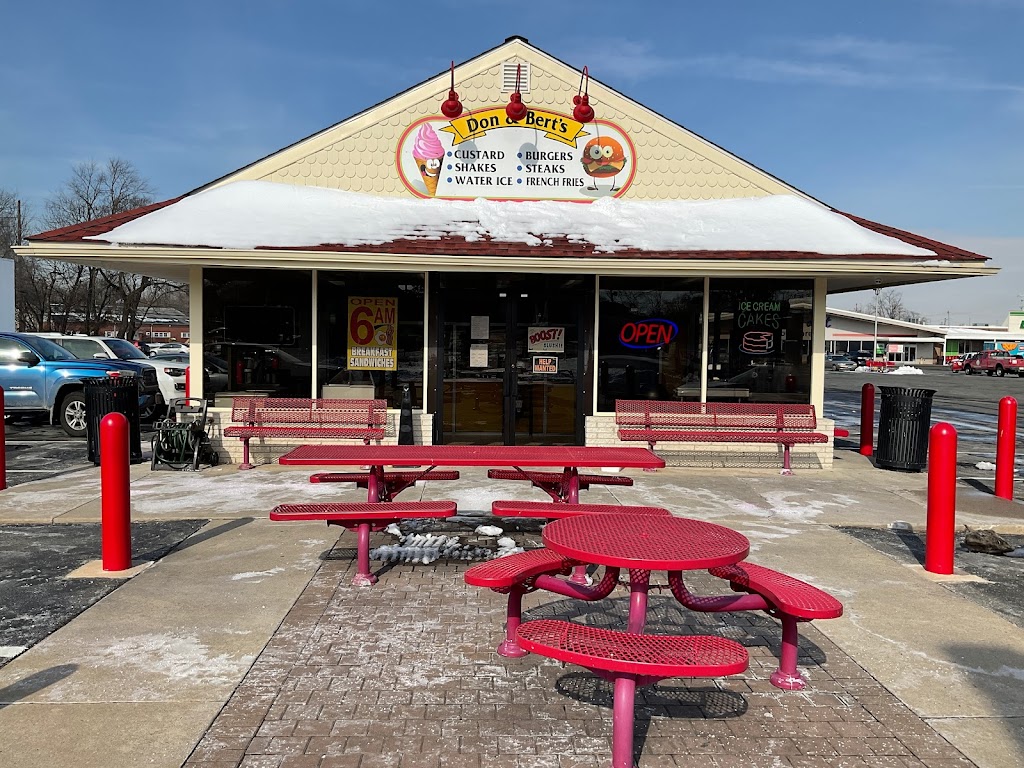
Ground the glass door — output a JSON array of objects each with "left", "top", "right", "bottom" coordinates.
[{"left": 439, "top": 274, "right": 584, "bottom": 445}]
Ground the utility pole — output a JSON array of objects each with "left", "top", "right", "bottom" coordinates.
[{"left": 16, "top": 200, "right": 22, "bottom": 245}]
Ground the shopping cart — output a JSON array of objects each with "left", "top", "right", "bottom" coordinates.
[{"left": 150, "top": 398, "right": 219, "bottom": 471}]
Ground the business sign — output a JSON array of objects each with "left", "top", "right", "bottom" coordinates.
[
  {"left": 532, "top": 356, "right": 558, "bottom": 374},
  {"left": 396, "top": 111, "right": 636, "bottom": 202},
  {"left": 736, "top": 300, "right": 784, "bottom": 356},
  {"left": 527, "top": 326, "right": 565, "bottom": 353},
  {"left": 347, "top": 297, "right": 397, "bottom": 371},
  {"left": 619, "top": 319, "right": 678, "bottom": 350}
]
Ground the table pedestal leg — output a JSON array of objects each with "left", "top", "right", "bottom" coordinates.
[
  {"left": 612, "top": 673, "right": 637, "bottom": 768},
  {"left": 770, "top": 615, "right": 806, "bottom": 690},
  {"left": 351, "top": 523, "right": 378, "bottom": 587},
  {"left": 239, "top": 437, "right": 254, "bottom": 470},
  {"left": 564, "top": 467, "right": 593, "bottom": 585},
  {"left": 781, "top": 444, "right": 794, "bottom": 477},
  {"left": 627, "top": 570, "right": 650, "bottom": 634},
  {"left": 497, "top": 585, "right": 529, "bottom": 658}
]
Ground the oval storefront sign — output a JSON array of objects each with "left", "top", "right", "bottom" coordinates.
[
  {"left": 397, "top": 110, "right": 637, "bottom": 202},
  {"left": 619, "top": 319, "right": 678, "bottom": 349}
]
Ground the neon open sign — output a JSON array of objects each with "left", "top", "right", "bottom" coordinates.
[{"left": 619, "top": 319, "right": 678, "bottom": 349}]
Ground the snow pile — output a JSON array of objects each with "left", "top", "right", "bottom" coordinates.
[
  {"left": 975, "top": 461, "right": 997, "bottom": 471},
  {"left": 886, "top": 366, "right": 923, "bottom": 375},
  {"left": 369, "top": 528, "right": 523, "bottom": 564},
  {"left": 86, "top": 180, "right": 935, "bottom": 256},
  {"left": 474, "top": 525, "right": 504, "bottom": 537}
]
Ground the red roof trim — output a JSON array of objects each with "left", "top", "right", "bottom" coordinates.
[
  {"left": 835, "top": 210, "right": 988, "bottom": 263},
  {"left": 28, "top": 197, "right": 183, "bottom": 243}
]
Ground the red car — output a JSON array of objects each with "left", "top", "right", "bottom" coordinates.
[{"left": 950, "top": 353, "right": 976, "bottom": 372}]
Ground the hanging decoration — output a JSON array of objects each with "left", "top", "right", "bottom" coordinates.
[
  {"left": 572, "top": 65, "right": 594, "bottom": 123},
  {"left": 505, "top": 63, "right": 528, "bottom": 122},
  {"left": 440, "top": 61, "right": 464, "bottom": 119}
]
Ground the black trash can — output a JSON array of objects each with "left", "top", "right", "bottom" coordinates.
[
  {"left": 83, "top": 376, "right": 143, "bottom": 465},
  {"left": 875, "top": 386, "right": 937, "bottom": 471}
]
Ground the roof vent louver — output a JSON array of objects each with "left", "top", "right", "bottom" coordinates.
[{"left": 502, "top": 62, "right": 530, "bottom": 93}]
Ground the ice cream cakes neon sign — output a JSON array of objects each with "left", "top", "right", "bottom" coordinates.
[
  {"left": 396, "top": 110, "right": 636, "bottom": 202},
  {"left": 619, "top": 319, "right": 678, "bottom": 349}
]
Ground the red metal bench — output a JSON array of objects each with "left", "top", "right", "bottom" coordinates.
[
  {"left": 487, "top": 469, "right": 633, "bottom": 502},
  {"left": 225, "top": 397, "right": 387, "bottom": 469},
  {"left": 615, "top": 400, "right": 828, "bottom": 475},
  {"left": 310, "top": 470, "right": 460, "bottom": 501},
  {"left": 271, "top": 500, "right": 455, "bottom": 586},
  {"left": 667, "top": 561, "right": 843, "bottom": 691},
  {"left": 465, "top": 548, "right": 624, "bottom": 658},
  {"left": 517, "top": 619, "right": 748, "bottom": 768}
]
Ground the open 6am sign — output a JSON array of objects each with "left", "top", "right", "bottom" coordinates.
[{"left": 527, "top": 326, "right": 565, "bottom": 353}]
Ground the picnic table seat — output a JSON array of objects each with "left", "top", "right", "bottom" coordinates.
[
  {"left": 271, "top": 501, "right": 456, "bottom": 587},
  {"left": 705, "top": 561, "right": 843, "bottom": 691},
  {"left": 615, "top": 400, "right": 828, "bottom": 475},
  {"left": 517, "top": 619, "right": 748, "bottom": 768},
  {"left": 310, "top": 469, "right": 460, "bottom": 501},
  {"left": 465, "top": 548, "right": 623, "bottom": 658},
  {"left": 491, "top": 500, "right": 671, "bottom": 519},
  {"left": 226, "top": 397, "right": 387, "bottom": 469},
  {"left": 487, "top": 469, "right": 633, "bottom": 502}
]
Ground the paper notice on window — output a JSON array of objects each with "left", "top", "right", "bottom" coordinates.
[
  {"left": 469, "top": 344, "right": 489, "bottom": 368},
  {"left": 471, "top": 316, "right": 489, "bottom": 339}
]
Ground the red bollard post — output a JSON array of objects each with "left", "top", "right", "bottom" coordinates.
[
  {"left": 101, "top": 412, "right": 132, "bottom": 571},
  {"left": 995, "top": 396, "right": 1017, "bottom": 500},
  {"left": 859, "top": 383, "right": 875, "bottom": 457},
  {"left": 185, "top": 366, "right": 191, "bottom": 399},
  {"left": 0, "top": 385, "right": 7, "bottom": 491},
  {"left": 925, "top": 422, "right": 957, "bottom": 575}
]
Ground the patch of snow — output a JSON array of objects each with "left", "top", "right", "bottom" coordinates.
[
  {"left": 230, "top": 567, "right": 285, "bottom": 582},
  {"left": 975, "top": 461, "right": 997, "bottom": 471},
  {"left": 383, "top": 523, "right": 403, "bottom": 537},
  {"left": 496, "top": 536, "right": 516, "bottom": 549},
  {"left": 885, "top": 366, "right": 923, "bottom": 375},
  {"left": 854, "top": 366, "right": 873, "bottom": 373},
  {"left": 1008, "top": 547, "right": 1024, "bottom": 558},
  {"left": 474, "top": 525, "right": 504, "bottom": 537},
  {"left": 87, "top": 180, "right": 935, "bottom": 256},
  {"left": 888, "top": 521, "right": 914, "bottom": 531}
]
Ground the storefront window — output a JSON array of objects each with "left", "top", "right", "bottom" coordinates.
[
  {"left": 317, "top": 272, "right": 424, "bottom": 408},
  {"left": 707, "top": 279, "right": 812, "bottom": 403},
  {"left": 203, "top": 268, "right": 313, "bottom": 399},
  {"left": 597, "top": 277, "right": 703, "bottom": 410}
]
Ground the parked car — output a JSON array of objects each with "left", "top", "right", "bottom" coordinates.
[
  {"left": 828, "top": 356, "right": 858, "bottom": 372},
  {"left": 0, "top": 332, "right": 151, "bottom": 436},
  {"left": 148, "top": 352, "right": 230, "bottom": 396},
  {"left": 148, "top": 342, "right": 189, "bottom": 355},
  {"left": 963, "top": 350, "right": 1024, "bottom": 377},
  {"left": 950, "top": 353, "right": 977, "bottom": 373},
  {"left": 29, "top": 334, "right": 169, "bottom": 419},
  {"left": 847, "top": 351, "right": 874, "bottom": 366}
]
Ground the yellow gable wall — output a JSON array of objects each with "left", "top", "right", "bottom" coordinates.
[{"left": 212, "top": 40, "right": 802, "bottom": 202}]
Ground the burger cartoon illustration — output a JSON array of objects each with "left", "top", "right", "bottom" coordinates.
[
  {"left": 581, "top": 136, "right": 628, "bottom": 191},
  {"left": 412, "top": 123, "right": 445, "bottom": 196}
]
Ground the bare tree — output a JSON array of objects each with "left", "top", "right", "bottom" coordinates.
[
  {"left": 853, "top": 289, "right": 929, "bottom": 325},
  {"left": 32, "top": 158, "right": 185, "bottom": 337}
]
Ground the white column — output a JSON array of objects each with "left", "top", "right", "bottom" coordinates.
[
  {"left": 310, "top": 269, "right": 318, "bottom": 398},
  {"left": 188, "top": 266, "right": 203, "bottom": 400},
  {"left": 811, "top": 277, "right": 827, "bottom": 417},
  {"left": 700, "top": 277, "right": 710, "bottom": 403}
]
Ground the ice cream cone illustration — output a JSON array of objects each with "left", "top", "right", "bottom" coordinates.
[{"left": 412, "top": 123, "right": 444, "bottom": 196}]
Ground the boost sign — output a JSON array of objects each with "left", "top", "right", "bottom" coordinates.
[
  {"left": 527, "top": 326, "right": 565, "bottom": 353},
  {"left": 619, "top": 319, "right": 678, "bottom": 349}
]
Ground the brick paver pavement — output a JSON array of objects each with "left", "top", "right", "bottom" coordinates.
[{"left": 184, "top": 533, "right": 977, "bottom": 768}]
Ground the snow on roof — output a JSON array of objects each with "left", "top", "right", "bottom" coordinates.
[{"left": 85, "top": 180, "right": 935, "bottom": 257}]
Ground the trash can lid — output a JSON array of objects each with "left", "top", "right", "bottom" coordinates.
[{"left": 879, "top": 387, "right": 937, "bottom": 397}]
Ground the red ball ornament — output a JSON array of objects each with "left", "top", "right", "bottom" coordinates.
[
  {"left": 506, "top": 92, "right": 527, "bottom": 122},
  {"left": 441, "top": 89, "right": 463, "bottom": 119},
  {"left": 572, "top": 93, "right": 594, "bottom": 123}
]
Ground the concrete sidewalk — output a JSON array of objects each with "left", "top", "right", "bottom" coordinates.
[{"left": 0, "top": 450, "right": 1021, "bottom": 767}]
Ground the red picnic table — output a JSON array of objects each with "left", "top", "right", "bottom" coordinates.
[
  {"left": 541, "top": 512, "right": 750, "bottom": 633},
  {"left": 277, "top": 445, "right": 665, "bottom": 503}
]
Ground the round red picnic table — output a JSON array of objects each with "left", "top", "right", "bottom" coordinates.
[{"left": 542, "top": 513, "right": 749, "bottom": 632}]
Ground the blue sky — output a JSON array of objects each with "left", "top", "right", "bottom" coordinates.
[{"left": 2, "top": 0, "right": 1021, "bottom": 323}]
